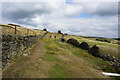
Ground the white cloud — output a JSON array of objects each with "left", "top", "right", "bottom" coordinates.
[
  {"left": 65, "top": 4, "right": 83, "bottom": 16},
  {"left": 1, "top": 1, "right": 118, "bottom": 38},
  {"left": 71, "top": 2, "right": 118, "bottom": 16}
]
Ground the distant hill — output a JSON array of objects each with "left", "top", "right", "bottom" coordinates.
[
  {"left": 0, "top": 23, "right": 46, "bottom": 36},
  {"left": 112, "top": 38, "right": 120, "bottom": 41}
]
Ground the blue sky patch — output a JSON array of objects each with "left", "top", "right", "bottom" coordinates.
[
  {"left": 72, "top": 14, "right": 92, "bottom": 18},
  {"left": 66, "top": 0, "right": 73, "bottom": 4}
]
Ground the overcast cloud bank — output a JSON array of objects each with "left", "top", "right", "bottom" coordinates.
[{"left": 1, "top": 0, "right": 118, "bottom": 38}]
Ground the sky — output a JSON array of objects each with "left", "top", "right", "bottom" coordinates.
[{"left": 1, "top": 0, "right": 119, "bottom": 38}]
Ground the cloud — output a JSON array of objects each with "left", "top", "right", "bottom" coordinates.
[
  {"left": 65, "top": 4, "right": 83, "bottom": 16},
  {"left": 1, "top": 1, "right": 118, "bottom": 38},
  {"left": 71, "top": 2, "right": 118, "bottom": 16}
]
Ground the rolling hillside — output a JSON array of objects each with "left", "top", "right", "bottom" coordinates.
[
  {"left": 1, "top": 23, "right": 120, "bottom": 79},
  {"left": 0, "top": 23, "right": 46, "bottom": 36}
]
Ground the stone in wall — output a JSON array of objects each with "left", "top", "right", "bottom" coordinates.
[
  {"left": 79, "top": 42, "right": 90, "bottom": 50},
  {"left": 67, "top": 38, "right": 80, "bottom": 47},
  {"left": 60, "top": 38, "right": 66, "bottom": 42},
  {"left": 88, "top": 45, "right": 101, "bottom": 57}
]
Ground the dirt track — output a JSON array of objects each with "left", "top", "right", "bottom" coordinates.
[{"left": 3, "top": 33, "right": 108, "bottom": 78}]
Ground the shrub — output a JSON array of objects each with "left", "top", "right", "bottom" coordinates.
[
  {"left": 58, "top": 30, "right": 62, "bottom": 34},
  {"left": 64, "top": 33, "right": 68, "bottom": 35},
  {"left": 43, "top": 28, "right": 47, "bottom": 31}
]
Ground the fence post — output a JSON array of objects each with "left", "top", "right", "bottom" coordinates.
[
  {"left": 27, "top": 29, "right": 29, "bottom": 36},
  {"left": 15, "top": 25, "right": 16, "bottom": 34}
]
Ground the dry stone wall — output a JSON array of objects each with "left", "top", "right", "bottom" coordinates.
[
  {"left": 2, "top": 32, "right": 47, "bottom": 68},
  {"left": 66, "top": 38, "right": 120, "bottom": 74}
]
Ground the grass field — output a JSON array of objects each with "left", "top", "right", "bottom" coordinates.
[{"left": 2, "top": 23, "right": 119, "bottom": 78}]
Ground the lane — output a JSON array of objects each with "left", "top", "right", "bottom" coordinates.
[{"left": 3, "top": 33, "right": 109, "bottom": 78}]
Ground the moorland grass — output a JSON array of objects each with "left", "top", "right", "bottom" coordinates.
[
  {"left": 50, "top": 64, "right": 70, "bottom": 78},
  {"left": 44, "top": 54, "right": 60, "bottom": 62},
  {"left": 43, "top": 36, "right": 117, "bottom": 74}
]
